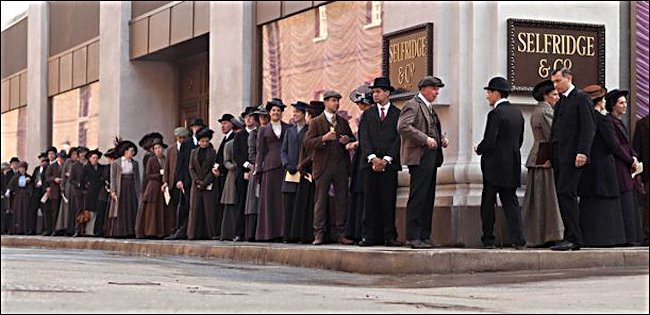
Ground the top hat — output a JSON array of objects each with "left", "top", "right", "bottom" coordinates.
[
  {"left": 369, "top": 77, "right": 395, "bottom": 92},
  {"left": 189, "top": 118, "right": 206, "bottom": 128},
  {"left": 483, "top": 76, "right": 510, "bottom": 92},
  {"left": 218, "top": 113, "right": 235, "bottom": 123},
  {"left": 532, "top": 80, "right": 554, "bottom": 102},
  {"left": 582, "top": 84, "right": 607, "bottom": 100},
  {"left": 605, "top": 89, "right": 629, "bottom": 112},
  {"left": 265, "top": 98, "right": 286, "bottom": 112}
]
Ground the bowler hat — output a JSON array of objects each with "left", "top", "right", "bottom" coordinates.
[
  {"left": 532, "top": 80, "right": 554, "bottom": 102},
  {"left": 582, "top": 84, "right": 607, "bottom": 100},
  {"left": 241, "top": 106, "right": 258, "bottom": 118},
  {"left": 291, "top": 101, "right": 309, "bottom": 112},
  {"left": 483, "top": 76, "right": 510, "bottom": 92},
  {"left": 9, "top": 157, "right": 20, "bottom": 163},
  {"left": 87, "top": 149, "right": 103, "bottom": 159},
  {"left": 605, "top": 89, "right": 629, "bottom": 112},
  {"left": 189, "top": 118, "right": 206, "bottom": 128},
  {"left": 417, "top": 76, "right": 445, "bottom": 89},
  {"left": 322, "top": 90, "right": 342, "bottom": 100},
  {"left": 369, "top": 77, "right": 395, "bottom": 92},
  {"left": 218, "top": 113, "right": 235, "bottom": 123},
  {"left": 265, "top": 98, "right": 286, "bottom": 112},
  {"left": 196, "top": 128, "right": 215, "bottom": 140}
]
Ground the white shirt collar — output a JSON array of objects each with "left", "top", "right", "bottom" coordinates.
[
  {"left": 225, "top": 130, "right": 233, "bottom": 139},
  {"left": 324, "top": 110, "right": 336, "bottom": 122},
  {"left": 192, "top": 135, "right": 198, "bottom": 146},
  {"left": 176, "top": 141, "right": 181, "bottom": 151},
  {"left": 494, "top": 98, "right": 508, "bottom": 108},
  {"left": 377, "top": 102, "right": 390, "bottom": 115},
  {"left": 418, "top": 93, "right": 432, "bottom": 108},
  {"left": 246, "top": 126, "right": 255, "bottom": 133},
  {"left": 563, "top": 85, "right": 575, "bottom": 97}
]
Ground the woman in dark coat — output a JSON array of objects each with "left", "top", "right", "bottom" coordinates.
[
  {"left": 606, "top": 89, "right": 641, "bottom": 245},
  {"left": 578, "top": 85, "right": 626, "bottom": 247},
  {"left": 55, "top": 147, "right": 78, "bottom": 235},
  {"left": 106, "top": 140, "right": 141, "bottom": 238},
  {"left": 290, "top": 101, "right": 325, "bottom": 243},
  {"left": 187, "top": 128, "right": 219, "bottom": 240},
  {"left": 220, "top": 119, "right": 243, "bottom": 241},
  {"left": 80, "top": 149, "right": 105, "bottom": 236},
  {"left": 255, "top": 99, "right": 290, "bottom": 241},
  {"left": 244, "top": 108, "right": 269, "bottom": 241},
  {"left": 136, "top": 138, "right": 167, "bottom": 238},
  {"left": 5, "top": 162, "right": 32, "bottom": 234}
]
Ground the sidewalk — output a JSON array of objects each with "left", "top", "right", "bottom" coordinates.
[{"left": 1, "top": 236, "right": 648, "bottom": 275}]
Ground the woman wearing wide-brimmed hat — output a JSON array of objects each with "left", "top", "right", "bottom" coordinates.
[
  {"left": 5, "top": 161, "right": 32, "bottom": 234},
  {"left": 136, "top": 138, "right": 168, "bottom": 239},
  {"left": 106, "top": 139, "right": 141, "bottom": 238}
]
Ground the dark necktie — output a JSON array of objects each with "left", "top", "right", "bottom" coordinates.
[{"left": 380, "top": 107, "right": 386, "bottom": 122}]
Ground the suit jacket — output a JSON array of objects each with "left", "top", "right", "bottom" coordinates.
[
  {"left": 304, "top": 113, "right": 355, "bottom": 180},
  {"left": 578, "top": 111, "right": 620, "bottom": 198},
  {"left": 397, "top": 95, "right": 443, "bottom": 166},
  {"left": 256, "top": 122, "right": 290, "bottom": 173},
  {"left": 45, "top": 161, "right": 63, "bottom": 200},
  {"left": 163, "top": 142, "right": 179, "bottom": 187},
  {"left": 476, "top": 101, "right": 524, "bottom": 188},
  {"left": 175, "top": 136, "right": 198, "bottom": 188},
  {"left": 359, "top": 104, "right": 401, "bottom": 171},
  {"left": 550, "top": 87, "right": 596, "bottom": 164},
  {"left": 69, "top": 161, "right": 86, "bottom": 192},
  {"left": 189, "top": 147, "right": 217, "bottom": 190},
  {"left": 216, "top": 132, "right": 236, "bottom": 175},
  {"left": 633, "top": 115, "right": 649, "bottom": 182},
  {"left": 31, "top": 164, "right": 48, "bottom": 191},
  {"left": 608, "top": 114, "right": 637, "bottom": 193},
  {"left": 281, "top": 124, "right": 308, "bottom": 192},
  {"left": 526, "top": 102, "right": 554, "bottom": 168}
]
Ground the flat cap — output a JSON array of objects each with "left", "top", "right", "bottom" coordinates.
[
  {"left": 417, "top": 76, "right": 445, "bottom": 89},
  {"left": 322, "top": 90, "right": 342, "bottom": 100}
]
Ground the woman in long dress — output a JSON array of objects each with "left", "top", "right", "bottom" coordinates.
[
  {"left": 54, "top": 147, "right": 78, "bottom": 236},
  {"left": 106, "top": 140, "right": 141, "bottom": 238},
  {"left": 578, "top": 85, "right": 626, "bottom": 247},
  {"left": 255, "top": 99, "right": 289, "bottom": 241},
  {"left": 522, "top": 80, "right": 564, "bottom": 247},
  {"left": 5, "top": 162, "right": 32, "bottom": 234},
  {"left": 136, "top": 138, "right": 167, "bottom": 238}
]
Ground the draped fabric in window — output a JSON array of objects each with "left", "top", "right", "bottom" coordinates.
[
  {"left": 52, "top": 82, "right": 100, "bottom": 151},
  {"left": 636, "top": 1, "right": 649, "bottom": 119},
  {"left": 262, "top": 1, "right": 383, "bottom": 132}
]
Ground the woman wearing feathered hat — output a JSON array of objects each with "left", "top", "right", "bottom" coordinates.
[
  {"left": 521, "top": 79, "right": 564, "bottom": 247},
  {"left": 106, "top": 138, "right": 141, "bottom": 238},
  {"left": 136, "top": 137, "right": 168, "bottom": 239}
]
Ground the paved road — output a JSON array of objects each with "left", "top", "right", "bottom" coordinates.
[{"left": 1, "top": 247, "right": 648, "bottom": 313}]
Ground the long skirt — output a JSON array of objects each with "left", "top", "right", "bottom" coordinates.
[
  {"left": 522, "top": 167, "right": 564, "bottom": 246},
  {"left": 245, "top": 214, "right": 257, "bottom": 241},
  {"left": 135, "top": 197, "right": 165, "bottom": 238},
  {"left": 579, "top": 196, "right": 626, "bottom": 247},
  {"left": 55, "top": 185, "right": 76, "bottom": 234},
  {"left": 256, "top": 168, "right": 284, "bottom": 241},
  {"left": 244, "top": 172, "right": 259, "bottom": 216},
  {"left": 10, "top": 189, "right": 30, "bottom": 234},
  {"left": 345, "top": 192, "right": 364, "bottom": 241},
  {"left": 620, "top": 190, "right": 640, "bottom": 244},
  {"left": 106, "top": 174, "right": 138, "bottom": 238},
  {"left": 289, "top": 177, "right": 315, "bottom": 243},
  {"left": 282, "top": 192, "right": 297, "bottom": 242},
  {"left": 220, "top": 204, "right": 238, "bottom": 240}
]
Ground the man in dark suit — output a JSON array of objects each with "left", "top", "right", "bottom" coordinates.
[
  {"left": 474, "top": 76, "right": 526, "bottom": 249},
  {"left": 549, "top": 68, "right": 596, "bottom": 251},
  {"left": 633, "top": 114, "right": 649, "bottom": 246},
  {"left": 27, "top": 153, "right": 49, "bottom": 234},
  {"left": 233, "top": 107, "right": 257, "bottom": 241},
  {"left": 304, "top": 90, "right": 356, "bottom": 245},
  {"left": 166, "top": 118, "right": 205, "bottom": 240},
  {"left": 397, "top": 76, "right": 449, "bottom": 249},
  {"left": 214, "top": 113, "right": 235, "bottom": 237},
  {"left": 357, "top": 77, "right": 402, "bottom": 247},
  {"left": 44, "top": 151, "right": 65, "bottom": 236}
]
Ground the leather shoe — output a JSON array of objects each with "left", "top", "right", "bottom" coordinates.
[
  {"left": 513, "top": 243, "right": 527, "bottom": 250},
  {"left": 165, "top": 233, "right": 187, "bottom": 240},
  {"left": 312, "top": 235, "right": 325, "bottom": 245},
  {"left": 233, "top": 236, "right": 243, "bottom": 242},
  {"left": 406, "top": 239, "right": 431, "bottom": 249},
  {"left": 358, "top": 238, "right": 373, "bottom": 247},
  {"left": 550, "top": 241, "right": 580, "bottom": 251},
  {"left": 338, "top": 236, "right": 355, "bottom": 245},
  {"left": 484, "top": 243, "right": 496, "bottom": 249},
  {"left": 384, "top": 239, "right": 403, "bottom": 247},
  {"left": 421, "top": 239, "right": 440, "bottom": 248}
]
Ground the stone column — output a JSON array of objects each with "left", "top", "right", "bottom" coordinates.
[{"left": 25, "top": 2, "right": 49, "bottom": 167}]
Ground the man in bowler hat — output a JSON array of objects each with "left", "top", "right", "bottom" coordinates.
[
  {"left": 474, "top": 76, "right": 526, "bottom": 249},
  {"left": 397, "top": 76, "right": 449, "bottom": 249}
]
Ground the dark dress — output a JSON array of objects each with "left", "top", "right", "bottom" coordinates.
[
  {"left": 136, "top": 156, "right": 166, "bottom": 238},
  {"left": 255, "top": 122, "right": 289, "bottom": 241},
  {"left": 106, "top": 158, "right": 141, "bottom": 238},
  {"left": 578, "top": 111, "right": 626, "bottom": 246},
  {"left": 244, "top": 128, "right": 260, "bottom": 241},
  {"left": 290, "top": 133, "right": 315, "bottom": 243},
  {"left": 281, "top": 123, "right": 308, "bottom": 242},
  {"left": 345, "top": 135, "right": 364, "bottom": 242},
  {"left": 81, "top": 163, "right": 105, "bottom": 235},
  {"left": 6, "top": 173, "right": 32, "bottom": 234}
]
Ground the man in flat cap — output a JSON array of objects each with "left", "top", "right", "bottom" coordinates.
[
  {"left": 397, "top": 76, "right": 449, "bottom": 248},
  {"left": 548, "top": 68, "right": 596, "bottom": 251},
  {"left": 162, "top": 127, "right": 191, "bottom": 237},
  {"left": 474, "top": 76, "right": 526, "bottom": 250},
  {"left": 304, "top": 90, "right": 356, "bottom": 245}
]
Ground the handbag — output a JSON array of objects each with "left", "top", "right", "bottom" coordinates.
[{"left": 76, "top": 209, "right": 91, "bottom": 224}]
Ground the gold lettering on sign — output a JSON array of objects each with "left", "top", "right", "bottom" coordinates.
[
  {"left": 516, "top": 32, "right": 596, "bottom": 56},
  {"left": 389, "top": 36, "right": 427, "bottom": 64}
]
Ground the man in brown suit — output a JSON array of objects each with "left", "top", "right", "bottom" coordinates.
[
  {"left": 397, "top": 76, "right": 449, "bottom": 248},
  {"left": 304, "top": 90, "right": 356, "bottom": 245},
  {"left": 162, "top": 127, "right": 190, "bottom": 236},
  {"left": 43, "top": 151, "right": 66, "bottom": 235}
]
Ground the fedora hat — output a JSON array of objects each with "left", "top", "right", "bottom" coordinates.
[
  {"left": 369, "top": 77, "right": 395, "bottom": 92},
  {"left": 532, "top": 80, "right": 554, "bottom": 102},
  {"left": 483, "top": 76, "right": 510, "bottom": 92},
  {"left": 265, "top": 98, "right": 286, "bottom": 112}
]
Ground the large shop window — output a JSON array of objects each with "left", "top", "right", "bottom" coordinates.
[
  {"left": 52, "top": 82, "right": 100, "bottom": 151},
  {"left": 262, "top": 1, "right": 383, "bottom": 132},
  {"left": 1, "top": 108, "right": 27, "bottom": 162}
]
